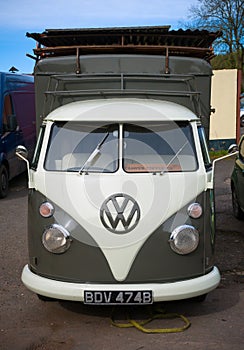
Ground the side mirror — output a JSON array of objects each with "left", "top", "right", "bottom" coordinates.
[
  {"left": 16, "top": 145, "right": 28, "bottom": 160},
  {"left": 208, "top": 145, "right": 239, "bottom": 190},
  {"left": 228, "top": 144, "right": 238, "bottom": 154},
  {"left": 16, "top": 145, "right": 33, "bottom": 188}
]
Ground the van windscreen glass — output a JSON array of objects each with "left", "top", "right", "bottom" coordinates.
[
  {"left": 123, "top": 122, "right": 197, "bottom": 173},
  {"left": 44, "top": 122, "right": 119, "bottom": 173}
]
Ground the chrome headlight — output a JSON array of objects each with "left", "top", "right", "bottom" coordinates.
[
  {"left": 42, "top": 224, "right": 71, "bottom": 254},
  {"left": 169, "top": 225, "right": 199, "bottom": 255}
]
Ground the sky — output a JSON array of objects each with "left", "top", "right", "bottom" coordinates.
[{"left": 0, "top": 0, "right": 198, "bottom": 74}]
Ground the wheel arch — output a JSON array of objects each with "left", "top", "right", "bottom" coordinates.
[{"left": 0, "top": 154, "right": 9, "bottom": 176}]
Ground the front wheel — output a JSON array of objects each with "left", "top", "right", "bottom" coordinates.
[
  {"left": 241, "top": 115, "right": 244, "bottom": 127},
  {"left": 232, "top": 186, "right": 244, "bottom": 220},
  {"left": 0, "top": 165, "right": 9, "bottom": 198}
]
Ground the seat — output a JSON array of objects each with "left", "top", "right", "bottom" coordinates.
[{"left": 62, "top": 152, "right": 114, "bottom": 172}]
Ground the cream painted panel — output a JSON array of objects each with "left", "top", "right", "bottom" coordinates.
[{"left": 210, "top": 69, "right": 237, "bottom": 140}]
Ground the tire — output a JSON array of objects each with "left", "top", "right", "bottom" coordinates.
[
  {"left": 232, "top": 186, "right": 244, "bottom": 220},
  {"left": 0, "top": 164, "right": 9, "bottom": 198},
  {"left": 241, "top": 115, "right": 244, "bottom": 127}
]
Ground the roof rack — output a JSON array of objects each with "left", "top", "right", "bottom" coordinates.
[
  {"left": 40, "top": 72, "right": 202, "bottom": 117},
  {"left": 26, "top": 26, "right": 222, "bottom": 62}
]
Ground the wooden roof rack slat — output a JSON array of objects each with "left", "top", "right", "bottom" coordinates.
[{"left": 26, "top": 26, "right": 222, "bottom": 61}]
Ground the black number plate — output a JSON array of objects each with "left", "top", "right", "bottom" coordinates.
[{"left": 84, "top": 290, "right": 153, "bottom": 305}]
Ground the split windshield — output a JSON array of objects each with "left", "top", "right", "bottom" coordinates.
[{"left": 44, "top": 121, "right": 197, "bottom": 173}]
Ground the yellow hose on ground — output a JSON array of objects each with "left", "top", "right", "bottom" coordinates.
[{"left": 111, "top": 306, "right": 191, "bottom": 333}]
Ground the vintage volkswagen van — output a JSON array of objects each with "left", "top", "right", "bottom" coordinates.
[{"left": 18, "top": 98, "right": 220, "bottom": 304}]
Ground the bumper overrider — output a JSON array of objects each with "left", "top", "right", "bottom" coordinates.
[{"left": 22, "top": 264, "right": 220, "bottom": 302}]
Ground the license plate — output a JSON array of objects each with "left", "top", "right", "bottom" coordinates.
[{"left": 84, "top": 290, "right": 153, "bottom": 305}]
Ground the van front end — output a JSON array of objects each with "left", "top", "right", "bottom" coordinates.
[
  {"left": 23, "top": 190, "right": 220, "bottom": 303},
  {"left": 22, "top": 99, "right": 220, "bottom": 304}
]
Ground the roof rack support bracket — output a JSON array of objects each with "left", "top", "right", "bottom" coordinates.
[
  {"left": 76, "top": 47, "right": 81, "bottom": 74},
  {"left": 165, "top": 47, "right": 170, "bottom": 74}
]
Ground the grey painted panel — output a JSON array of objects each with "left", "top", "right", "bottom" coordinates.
[
  {"left": 28, "top": 190, "right": 214, "bottom": 283},
  {"left": 34, "top": 54, "right": 212, "bottom": 137},
  {"left": 28, "top": 190, "right": 114, "bottom": 282},
  {"left": 126, "top": 191, "right": 213, "bottom": 282}
]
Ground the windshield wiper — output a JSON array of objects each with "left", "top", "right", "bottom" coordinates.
[
  {"left": 79, "top": 132, "right": 109, "bottom": 174},
  {"left": 159, "top": 141, "right": 188, "bottom": 175}
]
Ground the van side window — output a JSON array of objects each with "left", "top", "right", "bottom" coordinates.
[
  {"left": 198, "top": 126, "right": 212, "bottom": 170},
  {"left": 2, "top": 94, "right": 16, "bottom": 132}
]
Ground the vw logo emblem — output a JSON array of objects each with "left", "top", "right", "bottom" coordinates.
[{"left": 100, "top": 193, "right": 140, "bottom": 234}]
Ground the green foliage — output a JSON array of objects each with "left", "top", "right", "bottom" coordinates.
[
  {"left": 185, "top": 0, "right": 244, "bottom": 69},
  {"left": 211, "top": 51, "right": 243, "bottom": 70},
  {"left": 209, "top": 150, "right": 228, "bottom": 160}
]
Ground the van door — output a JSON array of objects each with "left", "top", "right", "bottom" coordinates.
[
  {"left": 11, "top": 90, "right": 36, "bottom": 153},
  {"left": 236, "top": 136, "right": 244, "bottom": 209},
  {"left": 0, "top": 94, "right": 23, "bottom": 180}
]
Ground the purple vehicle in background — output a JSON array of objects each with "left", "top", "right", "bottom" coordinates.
[
  {"left": 0, "top": 72, "right": 36, "bottom": 198},
  {"left": 240, "top": 94, "right": 244, "bottom": 127}
]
